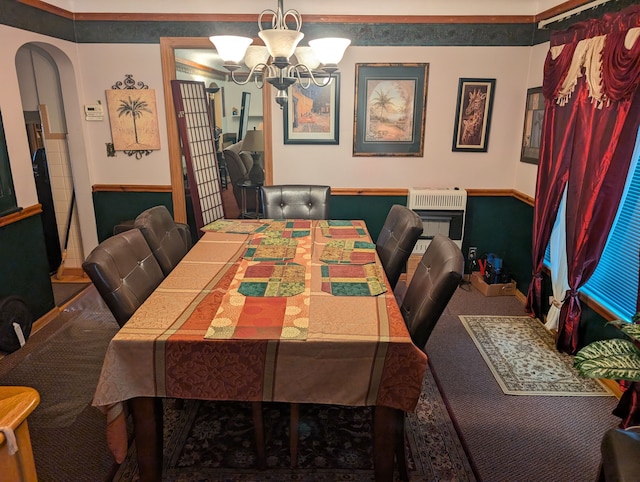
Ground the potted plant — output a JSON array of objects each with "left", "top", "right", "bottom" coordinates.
[{"left": 574, "top": 317, "right": 640, "bottom": 382}]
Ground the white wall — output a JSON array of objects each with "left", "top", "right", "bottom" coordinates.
[
  {"left": 514, "top": 42, "right": 549, "bottom": 198},
  {"left": 75, "top": 43, "right": 170, "bottom": 185},
  {"left": 271, "top": 45, "right": 535, "bottom": 193},
  {"left": 1, "top": 24, "right": 545, "bottom": 260}
]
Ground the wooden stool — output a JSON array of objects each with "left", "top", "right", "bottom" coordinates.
[{"left": 0, "top": 386, "right": 40, "bottom": 482}]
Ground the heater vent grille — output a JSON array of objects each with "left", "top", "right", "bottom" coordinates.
[
  {"left": 407, "top": 188, "right": 467, "bottom": 210},
  {"left": 407, "top": 188, "right": 467, "bottom": 254}
]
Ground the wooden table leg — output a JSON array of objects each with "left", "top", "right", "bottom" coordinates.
[
  {"left": 252, "top": 401, "right": 266, "bottom": 469},
  {"left": 373, "top": 405, "right": 402, "bottom": 482},
  {"left": 129, "top": 397, "right": 163, "bottom": 482},
  {"left": 290, "top": 403, "right": 300, "bottom": 468}
]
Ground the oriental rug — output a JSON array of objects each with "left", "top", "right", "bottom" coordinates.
[
  {"left": 459, "top": 315, "right": 613, "bottom": 396},
  {"left": 113, "top": 366, "right": 477, "bottom": 482}
]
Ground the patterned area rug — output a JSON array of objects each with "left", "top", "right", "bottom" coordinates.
[
  {"left": 113, "top": 367, "right": 476, "bottom": 481},
  {"left": 459, "top": 315, "right": 614, "bottom": 396}
]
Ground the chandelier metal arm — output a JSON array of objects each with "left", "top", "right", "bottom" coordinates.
[
  {"left": 290, "top": 64, "right": 334, "bottom": 88},
  {"left": 259, "top": 0, "right": 301, "bottom": 32},
  {"left": 228, "top": 64, "right": 266, "bottom": 86},
  {"left": 210, "top": 1, "right": 349, "bottom": 111}
]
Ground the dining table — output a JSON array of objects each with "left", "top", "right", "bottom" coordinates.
[{"left": 92, "top": 218, "right": 428, "bottom": 481}]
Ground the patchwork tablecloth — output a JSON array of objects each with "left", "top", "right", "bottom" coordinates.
[
  {"left": 319, "top": 220, "right": 367, "bottom": 238},
  {"left": 201, "top": 219, "right": 269, "bottom": 234},
  {"left": 243, "top": 237, "right": 298, "bottom": 261},
  {"left": 92, "top": 221, "right": 427, "bottom": 464},
  {"left": 259, "top": 220, "right": 312, "bottom": 238},
  {"left": 320, "top": 239, "right": 377, "bottom": 265},
  {"left": 321, "top": 264, "right": 388, "bottom": 296}
]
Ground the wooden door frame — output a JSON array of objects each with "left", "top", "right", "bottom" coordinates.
[{"left": 160, "top": 37, "right": 273, "bottom": 223}]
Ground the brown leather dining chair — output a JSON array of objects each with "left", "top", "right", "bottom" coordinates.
[
  {"left": 134, "top": 205, "right": 192, "bottom": 276},
  {"left": 82, "top": 228, "right": 165, "bottom": 327},
  {"left": 260, "top": 185, "right": 331, "bottom": 219},
  {"left": 258, "top": 184, "right": 331, "bottom": 467},
  {"left": 376, "top": 204, "right": 423, "bottom": 290},
  {"left": 392, "top": 233, "right": 464, "bottom": 479}
]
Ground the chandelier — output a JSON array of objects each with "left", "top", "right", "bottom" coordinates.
[{"left": 209, "top": 0, "right": 350, "bottom": 109}]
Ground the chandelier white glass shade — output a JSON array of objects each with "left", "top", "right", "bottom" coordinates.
[{"left": 209, "top": 0, "right": 350, "bottom": 109}]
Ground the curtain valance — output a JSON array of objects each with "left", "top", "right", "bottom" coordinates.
[{"left": 544, "top": 6, "right": 640, "bottom": 106}]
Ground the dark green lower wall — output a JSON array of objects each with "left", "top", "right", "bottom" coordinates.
[
  {"left": 462, "top": 196, "right": 534, "bottom": 296},
  {"left": 0, "top": 214, "right": 55, "bottom": 320},
  {"left": 92, "top": 191, "right": 175, "bottom": 242},
  {"left": 90, "top": 190, "right": 613, "bottom": 347},
  {"left": 330, "top": 196, "right": 407, "bottom": 242}
]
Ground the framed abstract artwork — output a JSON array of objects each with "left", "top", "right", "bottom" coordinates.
[
  {"left": 353, "top": 63, "right": 429, "bottom": 157},
  {"left": 451, "top": 78, "right": 496, "bottom": 153},
  {"left": 284, "top": 74, "right": 340, "bottom": 145},
  {"left": 520, "top": 87, "right": 544, "bottom": 164}
]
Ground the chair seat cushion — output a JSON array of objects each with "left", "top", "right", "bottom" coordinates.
[{"left": 601, "top": 427, "right": 640, "bottom": 482}]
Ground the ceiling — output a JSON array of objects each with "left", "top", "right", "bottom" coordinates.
[{"left": 41, "top": 0, "right": 573, "bottom": 16}]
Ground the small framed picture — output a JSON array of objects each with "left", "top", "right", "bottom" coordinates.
[
  {"left": 284, "top": 74, "right": 340, "bottom": 145},
  {"left": 452, "top": 78, "right": 496, "bottom": 153},
  {"left": 520, "top": 87, "right": 544, "bottom": 164}
]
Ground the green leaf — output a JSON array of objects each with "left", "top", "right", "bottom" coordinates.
[{"left": 574, "top": 339, "right": 640, "bottom": 382}]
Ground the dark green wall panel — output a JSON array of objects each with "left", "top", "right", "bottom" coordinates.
[
  {"left": 0, "top": 214, "right": 55, "bottom": 320},
  {"left": 330, "top": 195, "right": 407, "bottom": 242},
  {"left": 92, "top": 191, "right": 174, "bottom": 242},
  {"left": 3, "top": 0, "right": 637, "bottom": 46},
  {"left": 462, "top": 196, "right": 533, "bottom": 295}
]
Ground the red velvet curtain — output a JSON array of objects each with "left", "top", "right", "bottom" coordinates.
[{"left": 526, "top": 6, "right": 640, "bottom": 354}]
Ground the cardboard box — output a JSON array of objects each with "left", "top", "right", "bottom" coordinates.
[{"left": 471, "top": 272, "right": 516, "bottom": 296}]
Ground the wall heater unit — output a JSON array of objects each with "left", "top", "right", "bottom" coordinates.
[{"left": 407, "top": 188, "right": 467, "bottom": 254}]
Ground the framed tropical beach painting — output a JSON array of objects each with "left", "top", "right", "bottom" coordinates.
[
  {"left": 353, "top": 63, "right": 429, "bottom": 157},
  {"left": 451, "top": 78, "right": 496, "bottom": 153}
]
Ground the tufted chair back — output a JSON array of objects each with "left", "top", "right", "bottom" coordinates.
[
  {"left": 400, "top": 233, "right": 464, "bottom": 350},
  {"left": 260, "top": 185, "right": 331, "bottom": 220},
  {"left": 375, "top": 205, "right": 423, "bottom": 290},
  {"left": 82, "top": 229, "right": 164, "bottom": 327},
  {"left": 134, "top": 205, "right": 191, "bottom": 276}
]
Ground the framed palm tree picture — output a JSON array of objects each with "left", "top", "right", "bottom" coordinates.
[
  {"left": 106, "top": 88, "right": 161, "bottom": 152},
  {"left": 353, "top": 63, "right": 429, "bottom": 156}
]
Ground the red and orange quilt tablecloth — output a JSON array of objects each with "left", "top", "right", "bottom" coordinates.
[{"left": 92, "top": 219, "right": 427, "bottom": 463}]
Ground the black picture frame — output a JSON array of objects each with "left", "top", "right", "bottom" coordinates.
[
  {"left": 520, "top": 86, "right": 544, "bottom": 164},
  {"left": 451, "top": 78, "right": 496, "bottom": 153},
  {"left": 237, "top": 91, "right": 251, "bottom": 142},
  {"left": 353, "top": 63, "right": 429, "bottom": 157},
  {"left": 283, "top": 74, "right": 340, "bottom": 145}
]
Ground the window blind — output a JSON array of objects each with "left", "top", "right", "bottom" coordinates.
[
  {"left": 543, "top": 128, "right": 640, "bottom": 322},
  {"left": 581, "top": 128, "right": 640, "bottom": 321}
]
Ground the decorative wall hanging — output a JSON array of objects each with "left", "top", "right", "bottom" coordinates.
[
  {"left": 452, "top": 78, "right": 496, "bottom": 153},
  {"left": 353, "top": 63, "right": 428, "bottom": 157},
  {"left": 106, "top": 74, "right": 161, "bottom": 159},
  {"left": 520, "top": 86, "right": 544, "bottom": 164},
  {"left": 284, "top": 74, "right": 340, "bottom": 145}
]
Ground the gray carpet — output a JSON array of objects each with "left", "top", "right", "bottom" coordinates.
[
  {"left": 0, "top": 286, "right": 119, "bottom": 482},
  {"left": 0, "top": 281, "right": 622, "bottom": 481},
  {"left": 51, "top": 281, "right": 90, "bottom": 306},
  {"left": 114, "top": 365, "right": 475, "bottom": 481},
  {"left": 426, "top": 282, "right": 620, "bottom": 482}
]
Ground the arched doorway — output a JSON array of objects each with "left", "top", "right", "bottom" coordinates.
[{"left": 15, "top": 42, "right": 97, "bottom": 305}]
